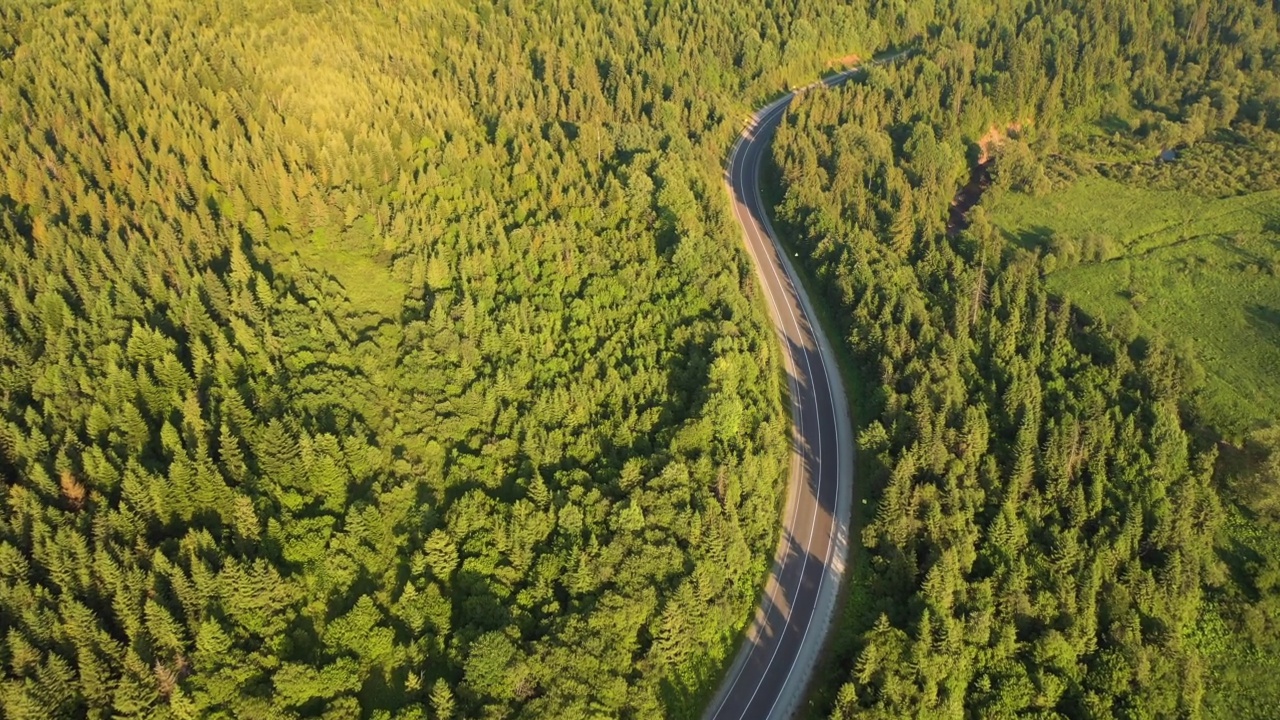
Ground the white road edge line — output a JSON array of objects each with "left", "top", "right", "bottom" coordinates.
[
  {"left": 711, "top": 80, "right": 835, "bottom": 720},
  {"left": 706, "top": 116, "right": 809, "bottom": 720},
  {"left": 723, "top": 96, "right": 827, "bottom": 720},
  {"left": 707, "top": 56, "right": 900, "bottom": 719}
]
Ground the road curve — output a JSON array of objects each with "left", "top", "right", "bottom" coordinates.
[{"left": 703, "top": 68, "right": 865, "bottom": 720}]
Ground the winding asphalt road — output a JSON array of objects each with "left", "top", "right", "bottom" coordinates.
[{"left": 703, "top": 66, "right": 871, "bottom": 720}]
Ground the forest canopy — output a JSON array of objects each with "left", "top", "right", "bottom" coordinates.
[
  {"left": 7, "top": 0, "right": 1280, "bottom": 717},
  {"left": 766, "top": 0, "right": 1280, "bottom": 717},
  {"left": 0, "top": 0, "right": 887, "bottom": 718}
]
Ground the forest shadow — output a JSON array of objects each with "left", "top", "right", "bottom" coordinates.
[
  {"left": 1246, "top": 305, "right": 1280, "bottom": 347},
  {"left": 1214, "top": 234, "right": 1275, "bottom": 272},
  {"left": 0, "top": 193, "right": 31, "bottom": 241},
  {"left": 453, "top": 568, "right": 512, "bottom": 636},
  {"left": 664, "top": 335, "right": 716, "bottom": 422},
  {"left": 1003, "top": 225, "right": 1055, "bottom": 255},
  {"left": 1217, "top": 536, "right": 1267, "bottom": 602},
  {"left": 784, "top": 331, "right": 838, "bottom": 522},
  {"left": 675, "top": 528, "right": 829, "bottom": 718},
  {"left": 1096, "top": 114, "right": 1131, "bottom": 135},
  {"left": 654, "top": 208, "right": 682, "bottom": 257},
  {"left": 354, "top": 314, "right": 400, "bottom": 347},
  {"left": 279, "top": 613, "right": 320, "bottom": 662},
  {"left": 1210, "top": 126, "right": 1253, "bottom": 146},
  {"left": 286, "top": 358, "right": 377, "bottom": 436},
  {"left": 1263, "top": 213, "right": 1280, "bottom": 237},
  {"left": 320, "top": 565, "right": 383, "bottom": 624},
  {"left": 359, "top": 662, "right": 414, "bottom": 716},
  {"left": 662, "top": 328, "right": 839, "bottom": 717}
]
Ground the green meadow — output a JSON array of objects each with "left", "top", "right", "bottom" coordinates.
[
  {"left": 1051, "top": 233, "right": 1280, "bottom": 435},
  {"left": 990, "top": 175, "right": 1280, "bottom": 437}
]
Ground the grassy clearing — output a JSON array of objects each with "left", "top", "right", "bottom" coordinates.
[
  {"left": 992, "top": 175, "right": 1280, "bottom": 258},
  {"left": 988, "top": 177, "right": 1280, "bottom": 437},
  {"left": 1046, "top": 235, "right": 1280, "bottom": 436},
  {"left": 270, "top": 224, "right": 407, "bottom": 321}
]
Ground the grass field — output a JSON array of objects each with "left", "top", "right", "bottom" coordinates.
[
  {"left": 988, "top": 176, "right": 1280, "bottom": 437},
  {"left": 1048, "top": 235, "right": 1280, "bottom": 436},
  {"left": 269, "top": 223, "right": 407, "bottom": 322},
  {"left": 993, "top": 175, "right": 1280, "bottom": 258}
]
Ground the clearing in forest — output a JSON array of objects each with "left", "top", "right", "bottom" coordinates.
[{"left": 989, "top": 175, "right": 1280, "bottom": 437}]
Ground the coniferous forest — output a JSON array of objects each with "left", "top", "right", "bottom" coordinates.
[
  {"left": 767, "top": 0, "right": 1280, "bottom": 717},
  {"left": 4, "top": 0, "right": 1280, "bottom": 719},
  {"left": 0, "top": 1, "right": 879, "bottom": 718}
]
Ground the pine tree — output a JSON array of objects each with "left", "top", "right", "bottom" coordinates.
[{"left": 430, "top": 678, "right": 455, "bottom": 720}]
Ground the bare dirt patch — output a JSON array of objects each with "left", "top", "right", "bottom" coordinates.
[
  {"left": 951, "top": 122, "right": 1027, "bottom": 234},
  {"left": 976, "top": 122, "right": 1024, "bottom": 164},
  {"left": 827, "top": 53, "right": 861, "bottom": 69}
]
